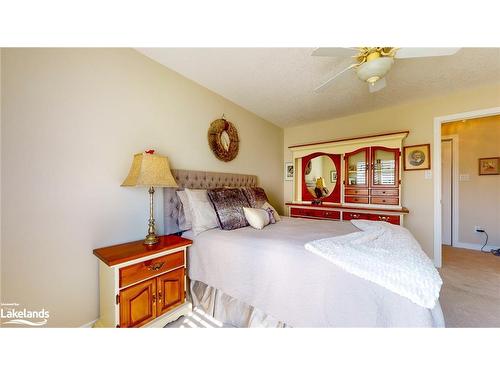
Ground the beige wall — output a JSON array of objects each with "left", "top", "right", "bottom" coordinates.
[
  {"left": 442, "top": 115, "right": 500, "bottom": 246},
  {"left": 284, "top": 83, "right": 500, "bottom": 258},
  {"left": 1, "top": 48, "right": 283, "bottom": 327}
]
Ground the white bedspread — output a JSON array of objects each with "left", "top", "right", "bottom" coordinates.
[
  {"left": 184, "top": 217, "right": 445, "bottom": 327},
  {"left": 305, "top": 220, "right": 442, "bottom": 309}
]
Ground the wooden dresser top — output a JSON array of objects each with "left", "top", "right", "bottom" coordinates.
[{"left": 93, "top": 235, "right": 193, "bottom": 267}]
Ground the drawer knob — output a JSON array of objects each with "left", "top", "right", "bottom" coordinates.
[
  {"left": 352, "top": 214, "right": 360, "bottom": 219},
  {"left": 147, "top": 261, "right": 165, "bottom": 271}
]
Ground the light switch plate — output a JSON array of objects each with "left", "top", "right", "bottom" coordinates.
[
  {"left": 424, "top": 170, "right": 432, "bottom": 179},
  {"left": 459, "top": 174, "right": 470, "bottom": 181}
]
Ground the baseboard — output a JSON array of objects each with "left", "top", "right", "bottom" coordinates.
[
  {"left": 450, "top": 241, "right": 500, "bottom": 252},
  {"left": 80, "top": 319, "right": 98, "bottom": 328}
]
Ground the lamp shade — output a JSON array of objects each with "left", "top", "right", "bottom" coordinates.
[
  {"left": 121, "top": 152, "right": 178, "bottom": 188},
  {"left": 316, "top": 177, "right": 326, "bottom": 189}
]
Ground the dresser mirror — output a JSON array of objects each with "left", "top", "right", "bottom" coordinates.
[{"left": 304, "top": 155, "right": 337, "bottom": 198}]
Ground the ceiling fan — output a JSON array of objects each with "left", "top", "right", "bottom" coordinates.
[{"left": 313, "top": 47, "right": 461, "bottom": 93}]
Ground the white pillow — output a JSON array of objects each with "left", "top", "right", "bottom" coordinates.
[
  {"left": 176, "top": 190, "right": 192, "bottom": 231},
  {"left": 243, "top": 207, "right": 270, "bottom": 230},
  {"left": 261, "top": 202, "right": 281, "bottom": 222},
  {"left": 184, "top": 188, "right": 219, "bottom": 235}
]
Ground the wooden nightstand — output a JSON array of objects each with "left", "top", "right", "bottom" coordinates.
[{"left": 93, "top": 235, "right": 193, "bottom": 328}]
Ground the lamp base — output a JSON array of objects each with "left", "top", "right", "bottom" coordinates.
[{"left": 144, "top": 233, "right": 159, "bottom": 246}]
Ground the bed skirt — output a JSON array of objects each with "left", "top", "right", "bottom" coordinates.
[{"left": 189, "top": 280, "right": 289, "bottom": 328}]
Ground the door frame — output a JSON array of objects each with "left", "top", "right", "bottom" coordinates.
[
  {"left": 433, "top": 106, "right": 500, "bottom": 267},
  {"left": 441, "top": 135, "right": 459, "bottom": 247}
]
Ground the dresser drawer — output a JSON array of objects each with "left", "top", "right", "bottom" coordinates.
[
  {"left": 342, "top": 211, "right": 370, "bottom": 221},
  {"left": 345, "top": 188, "right": 369, "bottom": 196},
  {"left": 290, "top": 207, "right": 307, "bottom": 217},
  {"left": 344, "top": 196, "right": 369, "bottom": 204},
  {"left": 370, "top": 189, "right": 399, "bottom": 196},
  {"left": 119, "top": 251, "right": 185, "bottom": 288},
  {"left": 371, "top": 196, "right": 399, "bottom": 205},
  {"left": 290, "top": 207, "right": 340, "bottom": 220},
  {"left": 369, "top": 214, "right": 400, "bottom": 225},
  {"left": 318, "top": 210, "right": 340, "bottom": 220}
]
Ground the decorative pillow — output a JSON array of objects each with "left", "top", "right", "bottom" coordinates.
[
  {"left": 184, "top": 188, "right": 219, "bottom": 235},
  {"left": 265, "top": 208, "right": 276, "bottom": 224},
  {"left": 261, "top": 202, "right": 281, "bottom": 222},
  {"left": 207, "top": 188, "right": 250, "bottom": 230},
  {"left": 176, "top": 190, "right": 192, "bottom": 231},
  {"left": 243, "top": 207, "right": 270, "bottom": 230},
  {"left": 241, "top": 187, "right": 269, "bottom": 208}
]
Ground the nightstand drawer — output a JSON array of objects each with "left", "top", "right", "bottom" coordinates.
[{"left": 120, "top": 251, "right": 185, "bottom": 288}]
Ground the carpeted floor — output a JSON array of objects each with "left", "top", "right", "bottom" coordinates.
[{"left": 439, "top": 245, "right": 500, "bottom": 327}]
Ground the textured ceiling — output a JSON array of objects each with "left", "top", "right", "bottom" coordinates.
[{"left": 137, "top": 48, "right": 500, "bottom": 127}]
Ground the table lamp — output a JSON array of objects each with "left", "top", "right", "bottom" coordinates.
[{"left": 121, "top": 150, "right": 178, "bottom": 245}]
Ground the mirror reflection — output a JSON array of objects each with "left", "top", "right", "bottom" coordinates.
[{"left": 304, "top": 155, "right": 337, "bottom": 198}]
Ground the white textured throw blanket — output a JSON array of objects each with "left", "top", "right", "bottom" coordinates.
[{"left": 305, "top": 220, "right": 442, "bottom": 308}]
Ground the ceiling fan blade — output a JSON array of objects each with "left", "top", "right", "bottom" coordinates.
[
  {"left": 394, "top": 48, "right": 461, "bottom": 59},
  {"left": 314, "top": 63, "right": 358, "bottom": 93},
  {"left": 312, "top": 47, "right": 359, "bottom": 57},
  {"left": 369, "top": 77, "right": 387, "bottom": 93}
]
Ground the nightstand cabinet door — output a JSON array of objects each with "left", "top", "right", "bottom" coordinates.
[
  {"left": 157, "top": 268, "right": 185, "bottom": 316},
  {"left": 120, "top": 278, "right": 157, "bottom": 328}
]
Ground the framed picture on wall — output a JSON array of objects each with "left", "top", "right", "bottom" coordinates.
[
  {"left": 284, "top": 162, "right": 294, "bottom": 181},
  {"left": 403, "top": 144, "right": 431, "bottom": 171},
  {"left": 478, "top": 157, "right": 499, "bottom": 175},
  {"left": 330, "top": 170, "right": 337, "bottom": 183}
]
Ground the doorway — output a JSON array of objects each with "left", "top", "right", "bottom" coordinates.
[{"left": 433, "top": 106, "right": 500, "bottom": 268}]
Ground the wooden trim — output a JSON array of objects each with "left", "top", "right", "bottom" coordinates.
[
  {"left": 93, "top": 235, "right": 192, "bottom": 267},
  {"left": 288, "top": 131, "right": 409, "bottom": 149}
]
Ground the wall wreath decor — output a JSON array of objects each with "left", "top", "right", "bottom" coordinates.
[{"left": 207, "top": 118, "right": 239, "bottom": 162}]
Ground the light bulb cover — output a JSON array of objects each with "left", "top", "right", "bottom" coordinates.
[{"left": 356, "top": 57, "right": 393, "bottom": 83}]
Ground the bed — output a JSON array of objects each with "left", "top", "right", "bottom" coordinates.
[{"left": 164, "top": 170, "right": 445, "bottom": 328}]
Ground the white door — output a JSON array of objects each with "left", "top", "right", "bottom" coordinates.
[{"left": 441, "top": 139, "right": 453, "bottom": 245}]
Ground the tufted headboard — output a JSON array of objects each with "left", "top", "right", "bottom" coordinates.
[{"left": 163, "top": 169, "right": 258, "bottom": 235}]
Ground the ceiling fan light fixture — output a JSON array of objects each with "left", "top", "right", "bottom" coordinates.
[{"left": 356, "top": 56, "right": 394, "bottom": 84}]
